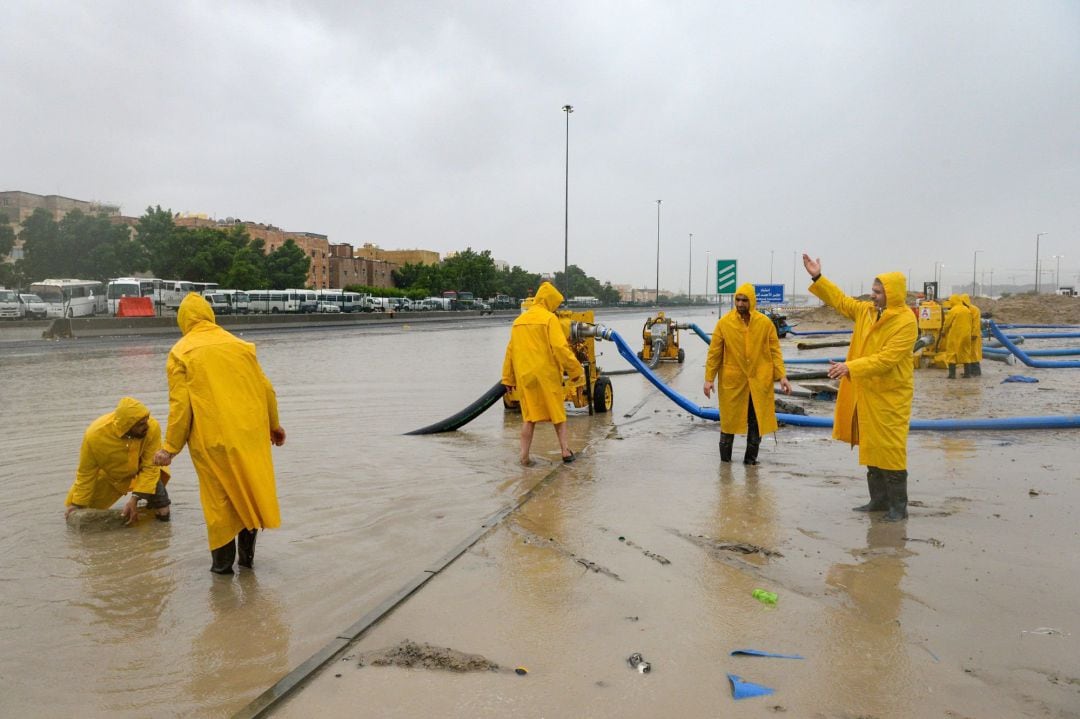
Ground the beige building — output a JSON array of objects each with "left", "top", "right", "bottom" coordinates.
[
  {"left": 354, "top": 243, "right": 439, "bottom": 267},
  {"left": 1, "top": 190, "right": 121, "bottom": 261},
  {"left": 329, "top": 243, "right": 397, "bottom": 289}
]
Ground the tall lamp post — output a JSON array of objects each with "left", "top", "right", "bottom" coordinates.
[
  {"left": 971, "top": 249, "right": 983, "bottom": 296},
  {"left": 769, "top": 249, "right": 774, "bottom": 284},
  {"left": 705, "top": 250, "right": 710, "bottom": 305},
  {"left": 1035, "top": 232, "right": 1046, "bottom": 293},
  {"left": 561, "top": 104, "right": 573, "bottom": 297},
  {"left": 654, "top": 200, "right": 662, "bottom": 305},
  {"left": 1053, "top": 254, "right": 1065, "bottom": 290},
  {"left": 934, "top": 261, "right": 945, "bottom": 289},
  {"left": 687, "top": 233, "right": 693, "bottom": 303}
]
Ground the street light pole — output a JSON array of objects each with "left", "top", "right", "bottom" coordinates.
[
  {"left": 1035, "top": 232, "right": 1046, "bottom": 293},
  {"left": 688, "top": 233, "right": 693, "bottom": 303},
  {"left": 655, "top": 200, "right": 662, "bottom": 305},
  {"left": 561, "top": 104, "right": 574, "bottom": 298},
  {"left": 972, "top": 249, "right": 983, "bottom": 296},
  {"left": 705, "top": 250, "right": 710, "bottom": 306},
  {"left": 769, "top": 249, "right": 774, "bottom": 284},
  {"left": 1054, "top": 254, "right": 1064, "bottom": 290}
]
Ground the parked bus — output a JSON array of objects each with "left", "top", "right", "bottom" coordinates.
[
  {"left": 316, "top": 290, "right": 365, "bottom": 313},
  {"left": 247, "top": 289, "right": 301, "bottom": 314},
  {"left": 107, "top": 277, "right": 163, "bottom": 315},
  {"left": 288, "top": 289, "right": 318, "bottom": 313},
  {"left": 28, "top": 279, "right": 106, "bottom": 318},
  {"left": 217, "top": 289, "right": 250, "bottom": 314},
  {"left": 161, "top": 280, "right": 194, "bottom": 310},
  {"left": 189, "top": 282, "right": 220, "bottom": 295}
]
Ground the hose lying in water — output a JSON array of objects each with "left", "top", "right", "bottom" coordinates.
[
  {"left": 1002, "top": 331, "right": 1080, "bottom": 340},
  {"left": 688, "top": 323, "right": 845, "bottom": 365},
  {"left": 796, "top": 340, "right": 850, "bottom": 350},
  {"left": 988, "top": 321, "right": 1080, "bottom": 369},
  {"left": 606, "top": 328, "right": 1080, "bottom": 430},
  {"left": 784, "top": 327, "right": 853, "bottom": 336},
  {"left": 405, "top": 381, "right": 507, "bottom": 435}
]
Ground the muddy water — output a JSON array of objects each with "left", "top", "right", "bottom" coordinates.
[{"left": 2, "top": 311, "right": 1078, "bottom": 718}]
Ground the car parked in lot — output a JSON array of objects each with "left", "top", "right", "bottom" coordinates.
[
  {"left": 316, "top": 301, "right": 341, "bottom": 313},
  {"left": 19, "top": 294, "right": 48, "bottom": 319}
]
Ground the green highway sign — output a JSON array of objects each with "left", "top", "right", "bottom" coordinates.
[{"left": 716, "top": 259, "right": 737, "bottom": 294}]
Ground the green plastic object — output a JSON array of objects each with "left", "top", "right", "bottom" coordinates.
[{"left": 752, "top": 588, "right": 778, "bottom": 605}]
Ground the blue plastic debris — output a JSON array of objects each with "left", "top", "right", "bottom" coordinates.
[
  {"left": 730, "top": 649, "right": 804, "bottom": 660},
  {"left": 1001, "top": 375, "right": 1039, "bottom": 383},
  {"left": 727, "top": 673, "right": 775, "bottom": 700}
]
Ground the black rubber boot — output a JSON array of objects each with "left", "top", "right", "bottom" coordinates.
[
  {"left": 963, "top": 363, "right": 974, "bottom": 378},
  {"left": 881, "top": 470, "right": 909, "bottom": 522},
  {"left": 210, "top": 540, "right": 236, "bottom": 574},
  {"left": 971, "top": 362, "right": 982, "bottom": 377},
  {"left": 853, "top": 467, "right": 888, "bottom": 512},
  {"left": 237, "top": 529, "right": 258, "bottom": 569},
  {"left": 743, "top": 398, "right": 760, "bottom": 465},
  {"left": 719, "top": 433, "right": 734, "bottom": 463},
  {"left": 947, "top": 364, "right": 956, "bottom": 379},
  {"left": 743, "top": 434, "right": 761, "bottom": 465}
]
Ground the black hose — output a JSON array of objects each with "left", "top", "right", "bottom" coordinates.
[{"left": 405, "top": 381, "right": 507, "bottom": 435}]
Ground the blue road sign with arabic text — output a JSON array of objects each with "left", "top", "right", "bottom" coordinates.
[{"left": 754, "top": 284, "right": 785, "bottom": 306}]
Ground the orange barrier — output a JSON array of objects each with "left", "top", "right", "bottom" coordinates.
[{"left": 116, "top": 297, "right": 155, "bottom": 317}]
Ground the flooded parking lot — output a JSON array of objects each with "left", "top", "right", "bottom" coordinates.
[{"left": 1, "top": 309, "right": 1078, "bottom": 717}]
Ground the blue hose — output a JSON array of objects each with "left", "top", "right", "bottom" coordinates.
[
  {"left": 607, "top": 328, "right": 1080, "bottom": 429},
  {"left": 983, "top": 346, "right": 1080, "bottom": 357},
  {"left": 997, "top": 323, "right": 1080, "bottom": 329},
  {"left": 784, "top": 328, "right": 853, "bottom": 336},
  {"left": 988, "top": 321, "right": 1080, "bottom": 368},
  {"left": 1003, "top": 332, "right": 1080, "bottom": 340}
]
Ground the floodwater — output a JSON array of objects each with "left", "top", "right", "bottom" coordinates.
[{"left": 1, "top": 310, "right": 1078, "bottom": 718}]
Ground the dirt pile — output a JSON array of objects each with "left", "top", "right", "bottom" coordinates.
[
  {"left": 789, "top": 293, "right": 1080, "bottom": 329},
  {"left": 359, "top": 640, "right": 499, "bottom": 672}
]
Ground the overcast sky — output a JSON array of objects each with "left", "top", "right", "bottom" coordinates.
[{"left": 3, "top": 1, "right": 1078, "bottom": 295}]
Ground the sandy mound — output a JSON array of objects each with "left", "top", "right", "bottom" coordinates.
[
  {"left": 66, "top": 508, "right": 129, "bottom": 531},
  {"left": 359, "top": 640, "right": 499, "bottom": 672},
  {"left": 788, "top": 293, "right": 1079, "bottom": 329}
]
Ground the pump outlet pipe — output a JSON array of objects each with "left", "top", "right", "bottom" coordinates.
[{"left": 987, "top": 321, "right": 1080, "bottom": 368}]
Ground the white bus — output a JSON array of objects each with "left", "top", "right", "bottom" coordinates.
[
  {"left": 107, "top": 277, "right": 163, "bottom": 314},
  {"left": 247, "top": 289, "right": 301, "bottom": 314},
  {"left": 161, "top": 280, "right": 194, "bottom": 310},
  {"left": 217, "top": 289, "right": 250, "bottom": 314},
  {"left": 28, "top": 279, "right": 106, "bottom": 318},
  {"left": 288, "top": 289, "right": 318, "bottom": 313},
  {"left": 316, "top": 290, "right": 366, "bottom": 313}
]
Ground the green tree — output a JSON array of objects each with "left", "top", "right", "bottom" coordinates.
[
  {"left": 265, "top": 239, "right": 311, "bottom": 289},
  {"left": 0, "top": 211, "right": 15, "bottom": 259},
  {"left": 224, "top": 238, "right": 269, "bottom": 289},
  {"left": 136, "top": 206, "right": 187, "bottom": 279},
  {"left": 19, "top": 208, "right": 62, "bottom": 280},
  {"left": 499, "top": 265, "right": 542, "bottom": 299}
]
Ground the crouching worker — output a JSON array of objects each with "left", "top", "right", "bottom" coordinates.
[
  {"left": 65, "top": 397, "right": 171, "bottom": 524},
  {"left": 155, "top": 293, "right": 286, "bottom": 575}
]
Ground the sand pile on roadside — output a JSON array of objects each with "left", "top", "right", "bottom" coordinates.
[{"left": 789, "top": 293, "right": 1079, "bottom": 329}]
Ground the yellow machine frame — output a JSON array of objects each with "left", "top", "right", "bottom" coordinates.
[
  {"left": 637, "top": 311, "right": 685, "bottom": 364},
  {"left": 503, "top": 308, "right": 614, "bottom": 413}
]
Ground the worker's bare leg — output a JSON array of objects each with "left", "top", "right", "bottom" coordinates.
[
  {"left": 554, "top": 421, "right": 572, "bottom": 459},
  {"left": 519, "top": 421, "right": 536, "bottom": 465}
]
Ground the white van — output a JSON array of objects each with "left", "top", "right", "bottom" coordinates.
[
  {"left": 217, "top": 289, "right": 250, "bottom": 314},
  {"left": 202, "top": 292, "right": 232, "bottom": 315},
  {"left": 0, "top": 287, "right": 23, "bottom": 319}
]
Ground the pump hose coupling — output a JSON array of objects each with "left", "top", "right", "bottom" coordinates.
[{"left": 570, "top": 322, "right": 615, "bottom": 341}]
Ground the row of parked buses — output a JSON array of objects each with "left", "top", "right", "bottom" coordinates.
[{"left": 13, "top": 277, "right": 511, "bottom": 319}]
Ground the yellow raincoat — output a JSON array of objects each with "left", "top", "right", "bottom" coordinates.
[
  {"left": 704, "top": 283, "right": 786, "bottom": 435},
  {"left": 942, "top": 294, "right": 974, "bottom": 365},
  {"left": 164, "top": 293, "right": 282, "bottom": 550},
  {"left": 962, "top": 294, "right": 983, "bottom": 362},
  {"left": 810, "top": 273, "right": 917, "bottom": 470},
  {"left": 66, "top": 397, "right": 168, "bottom": 509},
  {"left": 501, "top": 282, "right": 584, "bottom": 424}
]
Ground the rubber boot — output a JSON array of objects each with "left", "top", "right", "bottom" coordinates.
[
  {"left": 971, "top": 362, "right": 982, "bottom": 377},
  {"left": 719, "top": 433, "right": 734, "bottom": 463},
  {"left": 853, "top": 467, "right": 888, "bottom": 512},
  {"left": 210, "top": 540, "right": 236, "bottom": 575},
  {"left": 962, "top": 363, "right": 974, "bottom": 378},
  {"left": 237, "top": 529, "right": 258, "bottom": 569},
  {"left": 947, "top": 364, "right": 956, "bottom": 379},
  {"left": 881, "top": 470, "right": 909, "bottom": 522},
  {"left": 743, "top": 434, "right": 761, "bottom": 465}
]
